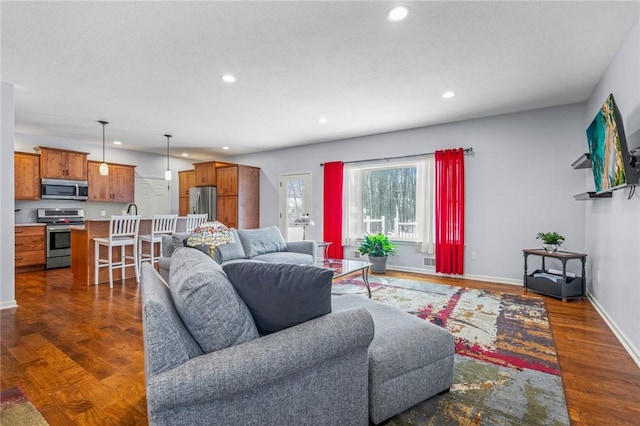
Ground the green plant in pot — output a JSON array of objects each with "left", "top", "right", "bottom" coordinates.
[
  {"left": 536, "top": 231, "right": 565, "bottom": 252},
  {"left": 358, "top": 233, "right": 397, "bottom": 273}
]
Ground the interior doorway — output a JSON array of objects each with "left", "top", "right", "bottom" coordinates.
[
  {"left": 279, "top": 172, "right": 313, "bottom": 241},
  {"left": 135, "top": 177, "right": 170, "bottom": 216}
]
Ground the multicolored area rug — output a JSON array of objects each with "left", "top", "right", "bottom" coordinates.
[
  {"left": 0, "top": 386, "right": 49, "bottom": 425},
  {"left": 333, "top": 275, "right": 570, "bottom": 426}
]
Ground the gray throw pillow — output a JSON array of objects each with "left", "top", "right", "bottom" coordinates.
[
  {"left": 171, "top": 232, "right": 190, "bottom": 250},
  {"left": 169, "top": 248, "right": 259, "bottom": 353},
  {"left": 214, "top": 228, "right": 246, "bottom": 263},
  {"left": 222, "top": 262, "right": 333, "bottom": 335},
  {"left": 236, "top": 225, "right": 287, "bottom": 258}
]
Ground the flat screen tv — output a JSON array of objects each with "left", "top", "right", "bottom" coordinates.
[{"left": 586, "top": 94, "right": 638, "bottom": 193}]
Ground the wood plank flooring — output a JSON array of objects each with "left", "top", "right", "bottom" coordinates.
[{"left": 2, "top": 268, "right": 639, "bottom": 425}]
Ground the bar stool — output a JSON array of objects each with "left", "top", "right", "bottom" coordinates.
[
  {"left": 94, "top": 215, "right": 141, "bottom": 288},
  {"left": 138, "top": 214, "right": 177, "bottom": 269},
  {"left": 186, "top": 213, "right": 208, "bottom": 233}
]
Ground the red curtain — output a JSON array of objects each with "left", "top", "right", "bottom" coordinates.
[
  {"left": 435, "top": 149, "right": 465, "bottom": 274},
  {"left": 323, "top": 162, "right": 344, "bottom": 259}
]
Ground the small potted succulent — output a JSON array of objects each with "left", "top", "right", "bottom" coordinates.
[
  {"left": 358, "top": 233, "right": 397, "bottom": 273},
  {"left": 536, "top": 232, "right": 565, "bottom": 252}
]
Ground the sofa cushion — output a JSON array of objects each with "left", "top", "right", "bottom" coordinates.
[
  {"left": 252, "top": 251, "right": 314, "bottom": 265},
  {"left": 171, "top": 232, "right": 190, "bottom": 251},
  {"left": 169, "top": 248, "right": 259, "bottom": 353},
  {"left": 236, "top": 225, "right": 287, "bottom": 258},
  {"left": 214, "top": 228, "right": 246, "bottom": 263},
  {"left": 222, "top": 262, "right": 333, "bottom": 335}
]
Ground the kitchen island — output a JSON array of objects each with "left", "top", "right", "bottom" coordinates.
[{"left": 71, "top": 217, "right": 188, "bottom": 285}]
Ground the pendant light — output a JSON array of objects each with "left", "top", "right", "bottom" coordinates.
[
  {"left": 164, "top": 134, "right": 172, "bottom": 181},
  {"left": 97, "top": 120, "right": 109, "bottom": 175}
]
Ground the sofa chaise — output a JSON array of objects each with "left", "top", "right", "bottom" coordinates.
[{"left": 141, "top": 248, "right": 454, "bottom": 425}]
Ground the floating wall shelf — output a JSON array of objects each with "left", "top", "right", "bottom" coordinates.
[
  {"left": 571, "top": 153, "right": 592, "bottom": 169},
  {"left": 573, "top": 192, "right": 613, "bottom": 200}
]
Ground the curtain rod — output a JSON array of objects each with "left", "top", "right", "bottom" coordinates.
[{"left": 320, "top": 147, "right": 473, "bottom": 167}]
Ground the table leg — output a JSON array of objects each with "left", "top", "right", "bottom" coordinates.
[
  {"left": 561, "top": 259, "right": 568, "bottom": 302},
  {"left": 362, "top": 266, "right": 371, "bottom": 298}
]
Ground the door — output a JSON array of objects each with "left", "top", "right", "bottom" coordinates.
[
  {"left": 135, "top": 177, "right": 170, "bottom": 216},
  {"left": 279, "top": 173, "right": 312, "bottom": 241}
]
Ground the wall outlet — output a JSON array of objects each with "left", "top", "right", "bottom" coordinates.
[
  {"left": 597, "top": 270, "right": 601, "bottom": 283},
  {"left": 354, "top": 251, "right": 360, "bottom": 259},
  {"left": 101, "top": 210, "right": 106, "bottom": 217},
  {"left": 471, "top": 252, "right": 478, "bottom": 261}
]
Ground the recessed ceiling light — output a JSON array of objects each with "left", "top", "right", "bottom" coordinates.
[
  {"left": 318, "top": 118, "right": 328, "bottom": 124},
  {"left": 181, "top": 153, "right": 188, "bottom": 157},
  {"left": 442, "top": 91, "right": 456, "bottom": 99},
  {"left": 221, "top": 74, "right": 236, "bottom": 83},
  {"left": 113, "top": 140, "right": 122, "bottom": 145},
  {"left": 222, "top": 146, "right": 230, "bottom": 150},
  {"left": 387, "top": 5, "right": 409, "bottom": 22}
]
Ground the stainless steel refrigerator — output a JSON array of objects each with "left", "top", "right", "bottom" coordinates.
[{"left": 189, "top": 187, "right": 217, "bottom": 221}]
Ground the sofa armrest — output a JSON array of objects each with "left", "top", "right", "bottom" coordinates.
[
  {"left": 286, "top": 240, "right": 318, "bottom": 261},
  {"left": 146, "top": 307, "right": 373, "bottom": 411}
]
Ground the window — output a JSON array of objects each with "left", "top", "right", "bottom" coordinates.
[{"left": 343, "top": 156, "right": 434, "bottom": 252}]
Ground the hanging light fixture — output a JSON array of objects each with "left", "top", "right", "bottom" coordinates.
[
  {"left": 164, "top": 134, "right": 172, "bottom": 181},
  {"left": 97, "top": 120, "right": 109, "bottom": 175}
]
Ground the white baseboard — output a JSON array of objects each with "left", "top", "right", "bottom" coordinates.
[
  {"left": 0, "top": 300, "right": 17, "bottom": 310},
  {"left": 385, "top": 265, "right": 522, "bottom": 286},
  {"left": 587, "top": 293, "right": 640, "bottom": 369}
]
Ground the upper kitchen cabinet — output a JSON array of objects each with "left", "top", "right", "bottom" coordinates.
[
  {"left": 194, "top": 161, "right": 216, "bottom": 187},
  {"left": 193, "top": 161, "right": 234, "bottom": 187},
  {"left": 14, "top": 152, "right": 41, "bottom": 200},
  {"left": 37, "top": 147, "right": 88, "bottom": 180},
  {"left": 87, "top": 161, "right": 135, "bottom": 203}
]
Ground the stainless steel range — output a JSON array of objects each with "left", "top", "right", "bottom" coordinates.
[{"left": 37, "top": 208, "right": 85, "bottom": 269}]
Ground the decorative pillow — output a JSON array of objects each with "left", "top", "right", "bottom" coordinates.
[
  {"left": 171, "top": 232, "right": 190, "bottom": 251},
  {"left": 213, "top": 228, "right": 246, "bottom": 264},
  {"left": 222, "top": 262, "right": 333, "bottom": 335},
  {"left": 235, "top": 225, "right": 287, "bottom": 258},
  {"left": 169, "top": 248, "right": 259, "bottom": 353},
  {"left": 185, "top": 221, "right": 234, "bottom": 258}
]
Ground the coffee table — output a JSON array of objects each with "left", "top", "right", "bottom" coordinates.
[{"left": 314, "top": 258, "right": 372, "bottom": 298}]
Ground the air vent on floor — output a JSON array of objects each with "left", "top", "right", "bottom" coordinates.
[{"left": 423, "top": 257, "right": 435, "bottom": 267}]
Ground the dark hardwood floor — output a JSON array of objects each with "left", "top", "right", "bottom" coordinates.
[{"left": 2, "top": 268, "right": 639, "bottom": 425}]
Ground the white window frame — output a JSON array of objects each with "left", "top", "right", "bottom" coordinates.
[{"left": 342, "top": 155, "right": 434, "bottom": 253}]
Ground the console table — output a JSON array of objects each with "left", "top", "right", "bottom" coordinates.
[{"left": 522, "top": 249, "right": 587, "bottom": 302}]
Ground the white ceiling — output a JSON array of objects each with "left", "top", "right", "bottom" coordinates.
[{"left": 2, "top": 1, "right": 639, "bottom": 161}]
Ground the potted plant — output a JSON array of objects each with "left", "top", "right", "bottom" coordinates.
[
  {"left": 358, "top": 233, "right": 397, "bottom": 273},
  {"left": 536, "top": 231, "right": 565, "bottom": 252}
]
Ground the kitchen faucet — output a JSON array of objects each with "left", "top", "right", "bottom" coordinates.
[{"left": 126, "top": 203, "right": 138, "bottom": 215}]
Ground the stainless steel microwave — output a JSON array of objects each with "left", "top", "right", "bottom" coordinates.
[{"left": 41, "top": 179, "right": 89, "bottom": 201}]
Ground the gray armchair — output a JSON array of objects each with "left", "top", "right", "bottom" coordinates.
[{"left": 140, "top": 263, "right": 374, "bottom": 425}]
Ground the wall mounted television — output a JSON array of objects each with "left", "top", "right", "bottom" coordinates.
[{"left": 586, "top": 93, "right": 639, "bottom": 193}]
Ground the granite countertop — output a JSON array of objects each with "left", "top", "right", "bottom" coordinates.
[
  {"left": 85, "top": 216, "right": 188, "bottom": 221},
  {"left": 15, "top": 223, "right": 46, "bottom": 227}
]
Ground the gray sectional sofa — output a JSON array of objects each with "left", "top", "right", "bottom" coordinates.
[
  {"left": 141, "top": 247, "right": 455, "bottom": 425},
  {"left": 157, "top": 225, "right": 317, "bottom": 281}
]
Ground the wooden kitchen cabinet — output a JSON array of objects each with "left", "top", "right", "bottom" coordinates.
[
  {"left": 216, "top": 165, "right": 260, "bottom": 229},
  {"left": 179, "top": 170, "right": 195, "bottom": 197},
  {"left": 15, "top": 225, "right": 46, "bottom": 271},
  {"left": 87, "top": 161, "right": 135, "bottom": 203},
  {"left": 14, "top": 152, "right": 41, "bottom": 200},
  {"left": 178, "top": 170, "right": 195, "bottom": 216},
  {"left": 194, "top": 161, "right": 217, "bottom": 186},
  {"left": 37, "top": 147, "right": 88, "bottom": 180}
]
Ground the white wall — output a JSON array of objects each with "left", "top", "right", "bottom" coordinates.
[
  {"left": 1, "top": 82, "right": 17, "bottom": 309},
  {"left": 232, "top": 102, "right": 587, "bottom": 284},
  {"left": 585, "top": 19, "right": 640, "bottom": 362},
  {"left": 14, "top": 133, "right": 194, "bottom": 222}
]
